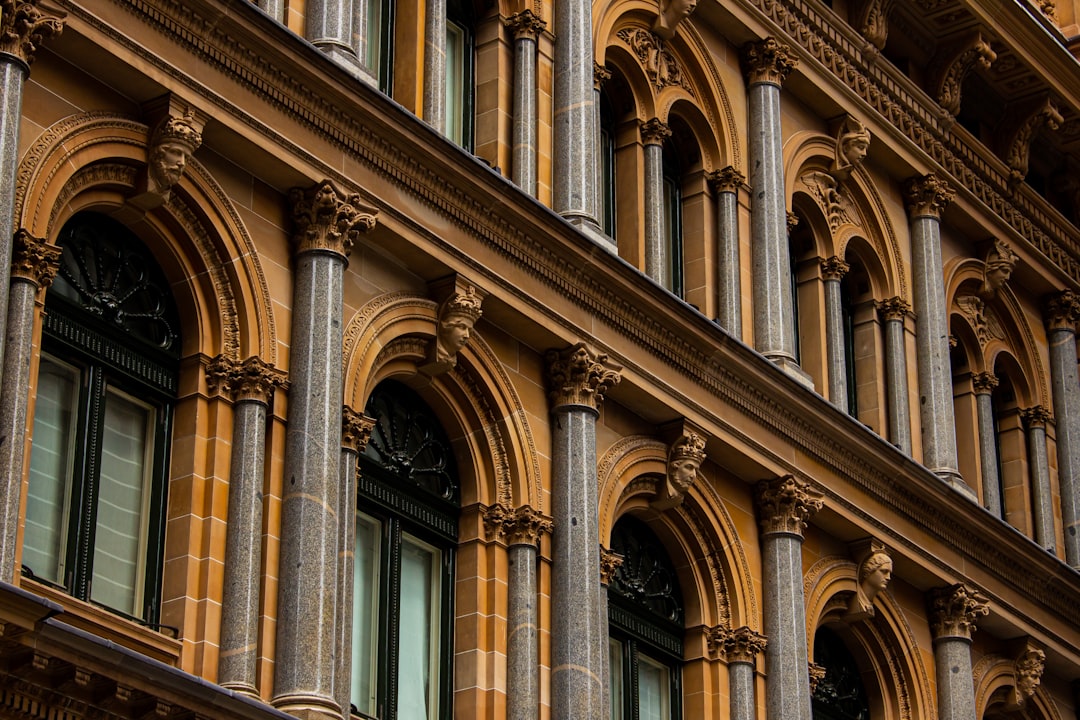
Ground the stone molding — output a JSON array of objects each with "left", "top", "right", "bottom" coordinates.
[
  {"left": 504, "top": 9, "right": 545, "bottom": 40},
  {"left": 903, "top": 173, "right": 954, "bottom": 219},
  {"left": 707, "top": 625, "right": 767, "bottom": 664},
  {"left": 340, "top": 406, "right": 375, "bottom": 453},
  {"left": 930, "top": 31, "right": 996, "bottom": 116},
  {"left": 741, "top": 37, "right": 797, "bottom": 87},
  {"left": 1020, "top": 405, "right": 1052, "bottom": 429},
  {"left": 482, "top": 503, "right": 553, "bottom": 547},
  {"left": 599, "top": 545, "right": 624, "bottom": 586},
  {"left": 755, "top": 475, "right": 823, "bottom": 537},
  {"left": 0, "top": 0, "right": 64, "bottom": 67},
  {"left": 820, "top": 256, "right": 850, "bottom": 281},
  {"left": 1043, "top": 290, "right": 1080, "bottom": 332},
  {"left": 616, "top": 27, "right": 692, "bottom": 94},
  {"left": 290, "top": 179, "right": 377, "bottom": 259},
  {"left": 205, "top": 355, "right": 286, "bottom": 404},
  {"left": 706, "top": 166, "right": 746, "bottom": 194},
  {"left": 876, "top": 296, "right": 910, "bottom": 321},
  {"left": 10, "top": 229, "right": 61, "bottom": 289},
  {"left": 970, "top": 371, "right": 998, "bottom": 395},
  {"left": 545, "top": 343, "right": 621, "bottom": 411},
  {"left": 1003, "top": 96, "right": 1062, "bottom": 185},
  {"left": 640, "top": 117, "right": 672, "bottom": 146},
  {"left": 928, "top": 583, "right": 989, "bottom": 640}
]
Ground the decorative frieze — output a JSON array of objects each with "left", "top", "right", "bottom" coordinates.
[
  {"left": 0, "top": 0, "right": 64, "bottom": 66},
  {"left": 206, "top": 355, "right": 286, "bottom": 404},
  {"left": 504, "top": 9, "right": 545, "bottom": 39},
  {"left": 904, "top": 173, "right": 954, "bottom": 219},
  {"left": 755, "top": 475, "right": 823, "bottom": 537},
  {"left": 928, "top": 583, "right": 989, "bottom": 640},
  {"left": 545, "top": 343, "right": 621, "bottom": 410},
  {"left": 482, "top": 503, "right": 553, "bottom": 547},
  {"left": 741, "top": 37, "right": 797, "bottom": 87},
  {"left": 290, "top": 180, "right": 378, "bottom": 258},
  {"left": 10, "top": 229, "right": 61, "bottom": 289}
]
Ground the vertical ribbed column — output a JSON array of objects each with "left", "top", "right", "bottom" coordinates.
[
  {"left": 641, "top": 118, "right": 671, "bottom": 287},
  {"left": 708, "top": 168, "right": 745, "bottom": 337},
  {"left": 0, "top": 4, "right": 63, "bottom": 393},
  {"left": 878, "top": 297, "right": 912, "bottom": 454},
  {"left": 335, "top": 408, "right": 374, "bottom": 718},
  {"left": 821, "top": 257, "right": 850, "bottom": 411},
  {"left": 971, "top": 372, "right": 1001, "bottom": 517},
  {"left": 306, "top": 0, "right": 364, "bottom": 74},
  {"left": 1043, "top": 291, "right": 1080, "bottom": 568},
  {"left": 713, "top": 626, "right": 767, "bottom": 720},
  {"left": 212, "top": 356, "right": 285, "bottom": 696},
  {"left": 545, "top": 344, "right": 621, "bottom": 720},
  {"left": 905, "top": 174, "right": 969, "bottom": 494},
  {"left": 742, "top": 39, "right": 804, "bottom": 380},
  {"left": 0, "top": 231, "right": 60, "bottom": 579},
  {"left": 422, "top": 0, "right": 446, "bottom": 132},
  {"left": 928, "top": 584, "right": 989, "bottom": 720},
  {"left": 274, "top": 181, "right": 377, "bottom": 720},
  {"left": 1021, "top": 406, "right": 1055, "bottom": 552},
  {"left": 506, "top": 11, "right": 545, "bottom": 196},
  {"left": 755, "top": 475, "right": 822, "bottom": 720}
]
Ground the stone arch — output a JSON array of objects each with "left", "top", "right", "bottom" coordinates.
[
  {"left": 14, "top": 111, "right": 276, "bottom": 363},
  {"left": 342, "top": 292, "right": 541, "bottom": 510},
  {"left": 804, "top": 556, "right": 935, "bottom": 720},
  {"left": 664, "top": 97, "right": 723, "bottom": 174},
  {"left": 974, "top": 654, "right": 1062, "bottom": 720}
]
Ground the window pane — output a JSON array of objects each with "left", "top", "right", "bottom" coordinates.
[
  {"left": 24, "top": 356, "right": 80, "bottom": 584},
  {"left": 90, "top": 387, "right": 154, "bottom": 616},
  {"left": 397, "top": 534, "right": 440, "bottom": 720},
  {"left": 637, "top": 652, "right": 671, "bottom": 720},
  {"left": 352, "top": 512, "right": 382, "bottom": 715},
  {"left": 445, "top": 21, "right": 466, "bottom": 146},
  {"left": 365, "top": 0, "right": 383, "bottom": 74},
  {"left": 662, "top": 174, "right": 682, "bottom": 296},
  {"left": 609, "top": 638, "right": 625, "bottom": 720}
]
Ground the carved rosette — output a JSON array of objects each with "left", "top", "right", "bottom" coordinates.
[
  {"left": 341, "top": 406, "right": 376, "bottom": 453},
  {"left": 820, "top": 256, "right": 850, "bottom": 281},
  {"left": 876, "top": 296, "right": 910, "bottom": 322},
  {"left": 903, "top": 173, "right": 954, "bottom": 219},
  {"left": 707, "top": 167, "right": 746, "bottom": 195},
  {"left": 206, "top": 355, "right": 286, "bottom": 405},
  {"left": 1043, "top": 290, "right": 1080, "bottom": 333},
  {"left": 545, "top": 343, "right": 622, "bottom": 411},
  {"left": 504, "top": 9, "right": 545, "bottom": 40},
  {"left": 640, "top": 118, "right": 672, "bottom": 146},
  {"left": 971, "top": 371, "right": 998, "bottom": 395},
  {"left": 928, "top": 584, "right": 989, "bottom": 640},
  {"left": 599, "top": 545, "right": 624, "bottom": 586},
  {"left": 853, "top": 0, "right": 895, "bottom": 50},
  {"left": 707, "top": 625, "right": 767, "bottom": 664},
  {"left": 809, "top": 663, "right": 828, "bottom": 694},
  {"left": 933, "top": 32, "right": 996, "bottom": 116},
  {"left": 482, "top": 503, "right": 553, "bottom": 547},
  {"left": 10, "top": 229, "right": 61, "bottom": 290},
  {"left": 0, "top": 0, "right": 64, "bottom": 67},
  {"left": 741, "top": 37, "right": 797, "bottom": 87},
  {"left": 754, "top": 475, "right": 823, "bottom": 537},
  {"left": 290, "top": 180, "right": 378, "bottom": 259},
  {"left": 1020, "top": 405, "right": 1052, "bottom": 430},
  {"left": 1013, "top": 644, "right": 1046, "bottom": 706}
]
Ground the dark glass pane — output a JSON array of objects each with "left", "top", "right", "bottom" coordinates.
[
  {"left": 812, "top": 627, "right": 870, "bottom": 720},
  {"left": 610, "top": 516, "right": 683, "bottom": 626}
]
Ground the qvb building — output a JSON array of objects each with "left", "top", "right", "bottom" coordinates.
[{"left": 0, "top": 0, "right": 1079, "bottom": 719}]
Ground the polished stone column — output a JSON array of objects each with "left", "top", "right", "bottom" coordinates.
[
  {"left": 306, "top": 0, "right": 364, "bottom": 74},
  {"left": 878, "top": 297, "right": 913, "bottom": 454},
  {"left": 506, "top": 11, "right": 545, "bottom": 196},
  {"left": 742, "top": 39, "right": 804, "bottom": 381},
  {"left": 0, "top": 231, "right": 59, "bottom": 580},
  {"left": 274, "top": 181, "right": 377, "bottom": 720},
  {"left": 708, "top": 167, "right": 745, "bottom": 338},
  {"left": 422, "top": 0, "right": 446, "bottom": 132},
  {"left": 545, "top": 344, "right": 621, "bottom": 719},
  {"left": 1021, "top": 406, "right": 1055, "bottom": 552},
  {"left": 1044, "top": 291, "right": 1080, "bottom": 568},
  {"left": 641, "top": 118, "right": 672, "bottom": 287},
  {"left": 593, "top": 63, "right": 612, "bottom": 233},
  {"left": 905, "top": 174, "right": 969, "bottom": 494},
  {"left": 821, "top": 257, "right": 850, "bottom": 411},
  {"left": 256, "top": 0, "right": 285, "bottom": 22},
  {"left": 712, "top": 625, "right": 767, "bottom": 720},
  {"left": 211, "top": 356, "right": 285, "bottom": 696},
  {"left": 335, "top": 407, "right": 374, "bottom": 718},
  {"left": 928, "top": 584, "right": 989, "bottom": 720},
  {"left": 0, "top": 4, "right": 63, "bottom": 391},
  {"left": 755, "top": 475, "right": 823, "bottom": 720},
  {"left": 598, "top": 545, "right": 624, "bottom": 720},
  {"left": 971, "top": 372, "right": 1002, "bottom": 517}
]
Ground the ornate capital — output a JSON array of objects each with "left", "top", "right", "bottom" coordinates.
[
  {"left": 741, "top": 37, "right": 797, "bottom": 87},
  {"left": 1013, "top": 643, "right": 1046, "bottom": 707},
  {"left": 971, "top": 371, "right": 998, "bottom": 394},
  {"left": 755, "top": 475, "right": 823, "bottom": 537},
  {"left": 820, "top": 256, "right": 850, "bottom": 281},
  {"left": 10, "top": 229, "right": 61, "bottom": 289},
  {"left": 545, "top": 343, "right": 622, "bottom": 411},
  {"left": 599, "top": 545, "right": 624, "bottom": 586},
  {"left": 876, "top": 296, "right": 910, "bottom": 321},
  {"left": 809, "top": 663, "right": 828, "bottom": 694},
  {"left": 504, "top": 9, "right": 545, "bottom": 39},
  {"left": 482, "top": 503, "right": 553, "bottom": 547},
  {"left": 932, "top": 31, "right": 996, "bottom": 116},
  {"left": 903, "top": 173, "right": 954, "bottom": 219},
  {"left": 290, "top": 180, "right": 378, "bottom": 259},
  {"left": 0, "top": 0, "right": 64, "bottom": 67},
  {"left": 707, "top": 625, "right": 767, "bottom": 664},
  {"left": 206, "top": 355, "right": 286, "bottom": 404},
  {"left": 928, "top": 583, "right": 989, "bottom": 640},
  {"left": 1004, "top": 96, "right": 1062, "bottom": 185},
  {"left": 593, "top": 62, "right": 612, "bottom": 89},
  {"left": 341, "top": 406, "right": 375, "bottom": 453},
  {"left": 1043, "top": 290, "right": 1080, "bottom": 332},
  {"left": 640, "top": 117, "right": 672, "bottom": 146},
  {"left": 852, "top": 0, "right": 895, "bottom": 50},
  {"left": 707, "top": 166, "right": 746, "bottom": 194},
  {"left": 1021, "top": 405, "right": 1052, "bottom": 429},
  {"left": 786, "top": 212, "right": 800, "bottom": 235}
]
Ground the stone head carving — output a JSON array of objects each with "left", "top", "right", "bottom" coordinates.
[
  {"left": 980, "top": 239, "right": 1019, "bottom": 299},
  {"left": 652, "top": 429, "right": 706, "bottom": 510},
  {"left": 435, "top": 286, "right": 483, "bottom": 367},
  {"left": 652, "top": 0, "right": 697, "bottom": 40},
  {"left": 846, "top": 549, "right": 892, "bottom": 620},
  {"left": 148, "top": 109, "right": 202, "bottom": 196},
  {"left": 830, "top": 116, "right": 871, "bottom": 181},
  {"left": 1012, "top": 646, "right": 1045, "bottom": 706}
]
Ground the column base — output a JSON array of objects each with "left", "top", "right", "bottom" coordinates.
[
  {"left": 932, "top": 469, "right": 977, "bottom": 501},
  {"left": 272, "top": 693, "right": 341, "bottom": 720},
  {"left": 564, "top": 214, "right": 618, "bottom": 254},
  {"left": 766, "top": 355, "right": 815, "bottom": 390},
  {"left": 314, "top": 43, "right": 373, "bottom": 84}
]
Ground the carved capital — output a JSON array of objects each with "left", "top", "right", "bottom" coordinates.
[
  {"left": 640, "top": 117, "right": 672, "bottom": 146},
  {"left": 206, "top": 355, "right": 286, "bottom": 404},
  {"left": 593, "top": 61, "right": 612, "bottom": 89},
  {"left": 1020, "top": 405, "right": 1052, "bottom": 429},
  {"left": 707, "top": 625, "right": 767, "bottom": 664},
  {"left": 786, "top": 212, "right": 800, "bottom": 235},
  {"left": 341, "top": 406, "right": 375, "bottom": 453},
  {"left": 545, "top": 343, "right": 622, "bottom": 410},
  {"left": 932, "top": 31, "right": 996, "bottom": 116},
  {"left": 1012, "top": 642, "right": 1046, "bottom": 707},
  {"left": 599, "top": 545, "right": 624, "bottom": 586},
  {"left": 809, "top": 663, "right": 828, "bottom": 694},
  {"left": 970, "top": 371, "right": 998, "bottom": 394},
  {"left": 820, "top": 256, "right": 850, "bottom": 281},
  {"left": 741, "top": 37, "right": 797, "bottom": 87},
  {"left": 928, "top": 583, "right": 989, "bottom": 640},
  {"left": 504, "top": 9, "right": 545, "bottom": 39},
  {"left": 903, "top": 173, "right": 954, "bottom": 219},
  {"left": 755, "top": 475, "right": 823, "bottom": 537},
  {"left": 482, "top": 503, "right": 553, "bottom": 546},
  {"left": 707, "top": 166, "right": 746, "bottom": 194},
  {"left": 290, "top": 180, "right": 378, "bottom": 258},
  {"left": 0, "top": 0, "right": 64, "bottom": 67},
  {"left": 1043, "top": 290, "right": 1080, "bottom": 332},
  {"left": 10, "top": 229, "right": 61, "bottom": 289},
  {"left": 876, "top": 296, "right": 910, "bottom": 321},
  {"left": 852, "top": 0, "right": 895, "bottom": 50},
  {"left": 1004, "top": 96, "right": 1063, "bottom": 185}
]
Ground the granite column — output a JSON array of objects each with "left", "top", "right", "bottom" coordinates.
[
  {"left": 0, "top": 231, "right": 59, "bottom": 579},
  {"left": 306, "top": 0, "right": 364, "bottom": 74},
  {"left": 708, "top": 168, "right": 745, "bottom": 337},
  {"left": 545, "top": 344, "right": 621, "bottom": 719},
  {"left": 273, "top": 181, "right": 377, "bottom": 720},
  {"left": 1021, "top": 406, "right": 1055, "bottom": 552},
  {"left": 928, "top": 584, "right": 989, "bottom": 720},
  {"left": 506, "top": 11, "right": 545, "bottom": 196},
  {"left": 714, "top": 625, "right": 767, "bottom": 720},
  {"left": 641, "top": 118, "right": 672, "bottom": 288},
  {"left": 422, "top": 0, "right": 446, "bottom": 132},
  {"left": 1043, "top": 291, "right": 1080, "bottom": 567},
  {"left": 878, "top": 297, "right": 913, "bottom": 454},
  {"left": 212, "top": 356, "right": 285, "bottom": 696},
  {"left": 821, "top": 257, "right": 850, "bottom": 412},
  {"left": 972, "top": 372, "right": 1002, "bottom": 517},
  {"left": 256, "top": 0, "right": 285, "bottom": 21},
  {"left": 755, "top": 475, "right": 823, "bottom": 720}
]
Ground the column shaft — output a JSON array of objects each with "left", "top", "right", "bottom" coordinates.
[
  {"left": 716, "top": 187, "right": 742, "bottom": 337},
  {"left": 643, "top": 141, "right": 666, "bottom": 285},
  {"left": 934, "top": 637, "right": 977, "bottom": 720},
  {"left": 762, "top": 532, "right": 812, "bottom": 720},
  {"left": 1023, "top": 412, "right": 1054, "bottom": 551},
  {"left": 307, "top": 0, "right": 357, "bottom": 61},
  {"left": 0, "top": 60, "right": 29, "bottom": 392},
  {"left": 423, "top": 0, "right": 446, "bottom": 132},
  {"left": 823, "top": 274, "right": 847, "bottom": 411},
  {"left": 507, "top": 543, "right": 539, "bottom": 720},
  {"left": 882, "top": 312, "right": 912, "bottom": 454},
  {"left": 1047, "top": 322, "right": 1080, "bottom": 566},
  {"left": 256, "top": 0, "right": 285, "bottom": 22},
  {"left": 974, "top": 391, "right": 1001, "bottom": 517},
  {"left": 729, "top": 661, "right": 756, "bottom": 720},
  {"left": 335, "top": 445, "right": 359, "bottom": 718},
  {"left": 511, "top": 34, "right": 538, "bottom": 195}
]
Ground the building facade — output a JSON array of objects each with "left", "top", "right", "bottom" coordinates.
[{"left": 1, "top": 0, "right": 1079, "bottom": 718}]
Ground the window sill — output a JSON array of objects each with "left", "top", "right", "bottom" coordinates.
[{"left": 20, "top": 579, "right": 183, "bottom": 666}]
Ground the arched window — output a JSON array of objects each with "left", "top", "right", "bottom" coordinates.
[
  {"left": 812, "top": 626, "right": 870, "bottom": 720},
  {"left": 608, "top": 515, "right": 683, "bottom": 720},
  {"left": 352, "top": 379, "right": 459, "bottom": 720},
  {"left": 22, "top": 211, "right": 180, "bottom": 625}
]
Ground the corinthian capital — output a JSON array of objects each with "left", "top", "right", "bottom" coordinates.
[
  {"left": 707, "top": 166, "right": 746, "bottom": 194},
  {"left": 0, "top": 0, "right": 64, "bottom": 67},
  {"left": 599, "top": 545, "right": 624, "bottom": 586},
  {"left": 482, "top": 503, "right": 553, "bottom": 547},
  {"left": 755, "top": 475, "right": 823, "bottom": 537},
  {"left": 928, "top": 583, "right": 989, "bottom": 640},
  {"left": 971, "top": 371, "right": 998, "bottom": 394},
  {"left": 341, "top": 406, "right": 376, "bottom": 453},
  {"left": 10, "top": 229, "right": 61, "bottom": 290},
  {"left": 290, "top": 180, "right": 378, "bottom": 259},
  {"left": 1020, "top": 405, "right": 1052, "bottom": 429},
  {"left": 545, "top": 343, "right": 622, "bottom": 410},
  {"left": 206, "top": 355, "right": 287, "bottom": 404},
  {"left": 820, "top": 256, "right": 850, "bottom": 281},
  {"left": 741, "top": 37, "right": 797, "bottom": 87},
  {"left": 876, "top": 296, "right": 910, "bottom": 321},
  {"left": 640, "top": 118, "right": 672, "bottom": 146},
  {"left": 903, "top": 173, "right": 954, "bottom": 219},
  {"left": 504, "top": 9, "right": 546, "bottom": 40},
  {"left": 707, "top": 625, "right": 767, "bottom": 664},
  {"left": 1043, "top": 290, "right": 1080, "bottom": 332}
]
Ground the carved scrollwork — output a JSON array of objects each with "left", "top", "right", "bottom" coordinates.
[
  {"left": 616, "top": 27, "right": 692, "bottom": 95},
  {"left": 928, "top": 583, "right": 989, "bottom": 640},
  {"left": 10, "top": 228, "right": 61, "bottom": 290},
  {"left": 290, "top": 180, "right": 378, "bottom": 258},
  {"left": 755, "top": 475, "right": 823, "bottom": 537},
  {"left": 931, "top": 31, "right": 997, "bottom": 116},
  {"left": 0, "top": 0, "right": 64, "bottom": 67}
]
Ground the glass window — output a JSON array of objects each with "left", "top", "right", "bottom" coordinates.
[
  {"left": 363, "top": 0, "right": 394, "bottom": 91},
  {"left": 600, "top": 91, "right": 617, "bottom": 238},
  {"left": 445, "top": 0, "right": 473, "bottom": 150},
  {"left": 840, "top": 274, "right": 858, "bottom": 416},
  {"left": 662, "top": 145, "right": 684, "bottom": 298},
  {"left": 811, "top": 627, "right": 870, "bottom": 720}
]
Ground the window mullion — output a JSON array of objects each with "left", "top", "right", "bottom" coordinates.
[
  {"left": 383, "top": 517, "right": 402, "bottom": 719},
  {"left": 71, "top": 364, "right": 106, "bottom": 602}
]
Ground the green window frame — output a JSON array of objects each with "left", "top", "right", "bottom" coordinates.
[
  {"left": 662, "top": 143, "right": 684, "bottom": 299},
  {"left": 445, "top": 0, "right": 474, "bottom": 150}
]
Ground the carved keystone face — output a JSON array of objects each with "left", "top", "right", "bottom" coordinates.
[
  {"left": 843, "top": 136, "right": 869, "bottom": 166},
  {"left": 151, "top": 141, "right": 188, "bottom": 188},
  {"left": 863, "top": 555, "right": 893, "bottom": 594},
  {"left": 439, "top": 314, "right": 473, "bottom": 354},
  {"left": 668, "top": 457, "right": 699, "bottom": 491}
]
